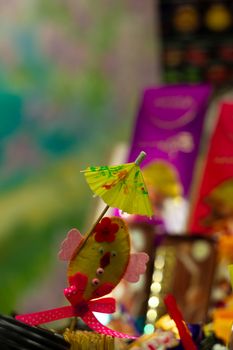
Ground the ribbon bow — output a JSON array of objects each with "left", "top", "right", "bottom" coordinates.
[{"left": 16, "top": 273, "right": 136, "bottom": 339}]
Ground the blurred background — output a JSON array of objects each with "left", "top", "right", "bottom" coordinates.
[
  {"left": 0, "top": 0, "right": 156, "bottom": 314},
  {"left": 1, "top": 0, "right": 233, "bottom": 344}
]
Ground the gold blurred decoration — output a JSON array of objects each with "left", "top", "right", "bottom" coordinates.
[
  {"left": 173, "top": 5, "right": 199, "bottom": 33},
  {"left": 145, "top": 246, "right": 177, "bottom": 328},
  {"left": 155, "top": 314, "right": 179, "bottom": 338},
  {"left": 203, "top": 179, "right": 233, "bottom": 235},
  {"left": 142, "top": 161, "right": 182, "bottom": 214},
  {"left": 64, "top": 329, "right": 115, "bottom": 350},
  {"left": 218, "top": 235, "right": 233, "bottom": 262},
  {"left": 212, "top": 308, "right": 233, "bottom": 344},
  {"left": 205, "top": 4, "right": 231, "bottom": 32}
]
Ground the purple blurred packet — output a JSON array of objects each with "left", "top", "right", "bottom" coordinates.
[
  {"left": 128, "top": 84, "right": 211, "bottom": 197},
  {"left": 118, "top": 85, "right": 211, "bottom": 231}
]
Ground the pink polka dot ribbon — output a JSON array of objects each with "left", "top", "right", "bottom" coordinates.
[{"left": 15, "top": 298, "right": 137, "bottom": 339}]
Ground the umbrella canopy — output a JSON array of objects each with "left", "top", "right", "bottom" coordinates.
[{"left": 82, "top": 152, "right": 153, "bottom": 217}]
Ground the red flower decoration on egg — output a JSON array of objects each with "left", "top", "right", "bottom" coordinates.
[{"left": 94, "top": 217, "right": 119, "bottom": 243}]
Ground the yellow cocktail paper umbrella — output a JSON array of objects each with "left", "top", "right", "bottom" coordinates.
[
  {"left": 82, "top": 151, "right": 153, "bottom": 239},
  {"left": 83, "top": 151, "right": 153, "bottom": 216}
]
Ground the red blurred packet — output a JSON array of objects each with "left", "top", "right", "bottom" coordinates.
[
  {"left": 189, "top": 102, "right": 233, "bottom": 235},
  {"left": 164, "top": 294, "right": 197, "bottom": 350}
]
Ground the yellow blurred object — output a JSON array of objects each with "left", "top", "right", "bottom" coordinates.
[
  {"left": 142, "top": 161, "right": 182, "bottom": 198},
  {"left": 213, "top": 308, "right": 233, "bottom": 344},
  {"left": 64, "top": 329, "right": 115, "bottom": 350},
  {"left": 229, "top": 265, "right": 233, "bottom": 289},
  {"left": 203, "top": 322, "right": 214, "bottom": 337},
  {"left": 219, "top": 236, "right": 233, "bottom": 261},
  {"left": 205, "top": 4, "right": 231, "bottom": 32},
  {"left": 155, "top": 314, "right": 179, "bottom": 338},
  {"left": 225, "top": 295, "right": 233, "bottom": 308}
]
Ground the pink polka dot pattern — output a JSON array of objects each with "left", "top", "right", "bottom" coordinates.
[
  {"left": 16, "top": 287, "right": 136, "bottom": 339},
  {"left": 16, "top": 297, "right": 137, "bottom": 339},
  {"left": 83, "top": 310, "right": 137, "bottom": 339},
  {"left": 16, "top": 306, "right": 74, "bottom": 326}
]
